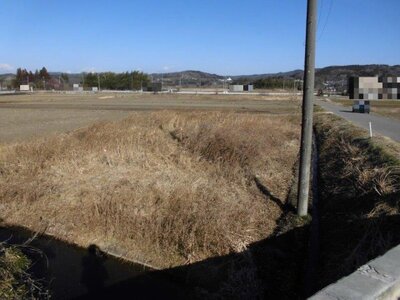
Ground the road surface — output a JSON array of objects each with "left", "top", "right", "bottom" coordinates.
[{"left": 317, "top": 100, "right": 400, "bottom": 143}]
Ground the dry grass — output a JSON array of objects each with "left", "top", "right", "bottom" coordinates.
[
  {"left": 314, "top": 113, "right": 400, "bottom": 289},
  {"left": 0, "top": 111, "right": 300, "bottom": 269},
  {"left": 0, "top": 91, "right": 300, "bottom": 104}
]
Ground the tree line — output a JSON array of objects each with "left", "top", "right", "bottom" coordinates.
[
  {"left": 83, "top": 71, "right": 150, "bottom": 90},
  {"left": 13, "top": 67, "right": 150, "bottom": 91},
  {"left": 252, "top": 77, "right": 302, "bottom": 90},
  {"left": 14, "top": 67, "right": 70, "bottom": 89}
]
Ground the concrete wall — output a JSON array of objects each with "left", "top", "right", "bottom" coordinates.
[{"left": 310, "top": 244, "right": 400, "bottom": 300}]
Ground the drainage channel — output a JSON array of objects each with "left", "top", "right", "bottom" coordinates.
[
  {"left": 304, "top": 132, "right": 321, "bottom": 297},
  {"left": 0, "top": 226, "right": 189, "bottom": 299}
]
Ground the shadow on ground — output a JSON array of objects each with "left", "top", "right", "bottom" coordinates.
[
  {"left": 2, "top": 213, "right": 400, "bottom": 299},
  {"left": 1, "top": 212, "right": 310, "bottom": 300}
]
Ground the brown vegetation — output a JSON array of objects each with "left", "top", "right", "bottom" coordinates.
[
  {"left": 314, "top": 113, "right": 400, "bottom": 290},
  {"left": 0, "top": 111, "right": 300, "bottom": 269}
]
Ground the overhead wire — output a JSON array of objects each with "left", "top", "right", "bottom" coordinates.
[
  {"left": 317, "top": 0, "right": 333, "bottom": 42},
  {"left": 317, "top": 0, "right": 324, "bottom": 29}
]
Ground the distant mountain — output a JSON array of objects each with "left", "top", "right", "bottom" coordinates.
[
  {"left": 229, "top": 64, "right": 400, "bottom": 90},
  {"left": 152, "top": 70, "right": 223, "bottom": 80},
  {"left": 0, "top": 73, "right": 15, "bottom": 80},
  {"left": 153, "top": 64, "right": 400, "bottom": 88},
  {"left": 233, "top": 64, "right": 400, "bottom": 81},
  {"left": 150, "top": 70, "right": 223, "bottom": 87},
  {"left": 231, "top": 69, "right": 304, "bottom": 81},
  {"left": 2, "top": 65, "right": 399, "bottom": 89},
  {"left": 313, "top": 64, "right": 400, "bottom": 88},
  {"left": 0, "top": 73, "right": 16, "bottom": 89}
]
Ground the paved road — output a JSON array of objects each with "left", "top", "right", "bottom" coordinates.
[{"left": 317, "top": 100, "right": 400, "bottom": 143}]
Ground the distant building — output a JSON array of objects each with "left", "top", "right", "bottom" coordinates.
[
  {"left": 348, "top": 77, "right": 400, "bottom": 100},
  {"left": 244, "top": 84, "right": 254, "bottom": 92},
  {"left": 229, "top": 84, "right": 254, "bottom": 92},
  {"left": 229, "top": 85, "right": 244, "bottom": 92},
  {"left": 19, "top": 85, "right": 30, "bottom": 91}
]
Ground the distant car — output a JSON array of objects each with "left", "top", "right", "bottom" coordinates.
[{"left": 352, "top": 100, "right": 370, "bottom": 113}]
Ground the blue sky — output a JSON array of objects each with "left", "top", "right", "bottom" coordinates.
[{"left": 1, "top": 0, "right": 399, "bottom": 75}]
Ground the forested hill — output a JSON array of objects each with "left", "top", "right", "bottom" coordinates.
[
  {"left": 1, "top": 65, "right": 399, "bottom": 89},
  {"left": 233, "top": 64, "right": 400, "bottom": 82},
  {"left": 231, "top": 64, "right": 400, "bottom": 90}
]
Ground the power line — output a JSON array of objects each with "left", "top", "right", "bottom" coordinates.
[
  {"left": 317, "top": 0, "right": 333, "bottom": 41},
  {"left": 317, "top": 0, "right": 324, "bottom": 28}
]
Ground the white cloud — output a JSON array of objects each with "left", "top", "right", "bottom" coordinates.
[
  {"left": 163, "top": 66, "right": 170, "bottom": 71},
  {"left": 0, "top": 63, "right": 14, "bottom": 72}
]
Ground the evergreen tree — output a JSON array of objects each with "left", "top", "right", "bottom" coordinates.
[{"left": 39, "top": 67, "right": 50, "bottom": 80}]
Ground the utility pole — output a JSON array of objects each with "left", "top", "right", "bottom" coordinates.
[
  {"left": 98, "top": 73, "right": 101, "bottom": 91},
  {"left": 293, "top": 79, "right": 296, "bottom": 95},
  {"left": 297, "top": 0, "right": 318, "bottom": 217}
]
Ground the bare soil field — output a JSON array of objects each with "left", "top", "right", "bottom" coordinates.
[{"left": 0, "top": 92, "right": 301, "bottom": 143}]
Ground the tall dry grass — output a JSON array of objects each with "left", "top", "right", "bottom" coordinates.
[
  {"left": 0, "top": 111, "right": 300, "bottom": 268},
  {"left": 314, "top": 113, "right": 400, "bottom": 289}
]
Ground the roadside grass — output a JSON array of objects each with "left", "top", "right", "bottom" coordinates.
[
  {"left": 331, "top": 99, "right": 400, "bottom": 120},
  {"left": 0, "top": 111, "right": 300, "bottom": 270},
  {"left": 314, "top": 113, "right": 400, "bottom": 290}
]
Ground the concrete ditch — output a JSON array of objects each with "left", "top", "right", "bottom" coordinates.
[{"left": 310, "top": 244, "right": 400, "bottom": 299}]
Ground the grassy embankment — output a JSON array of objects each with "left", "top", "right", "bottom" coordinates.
[
  {"left": 332, "top": 99, "right": 400, "bottom": 120},
  {"left": 314, "top": 113, "right": 400, "bottom": 291},
  {"left": 0, "top": 111, "right": 300, "bottom": 271}
]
